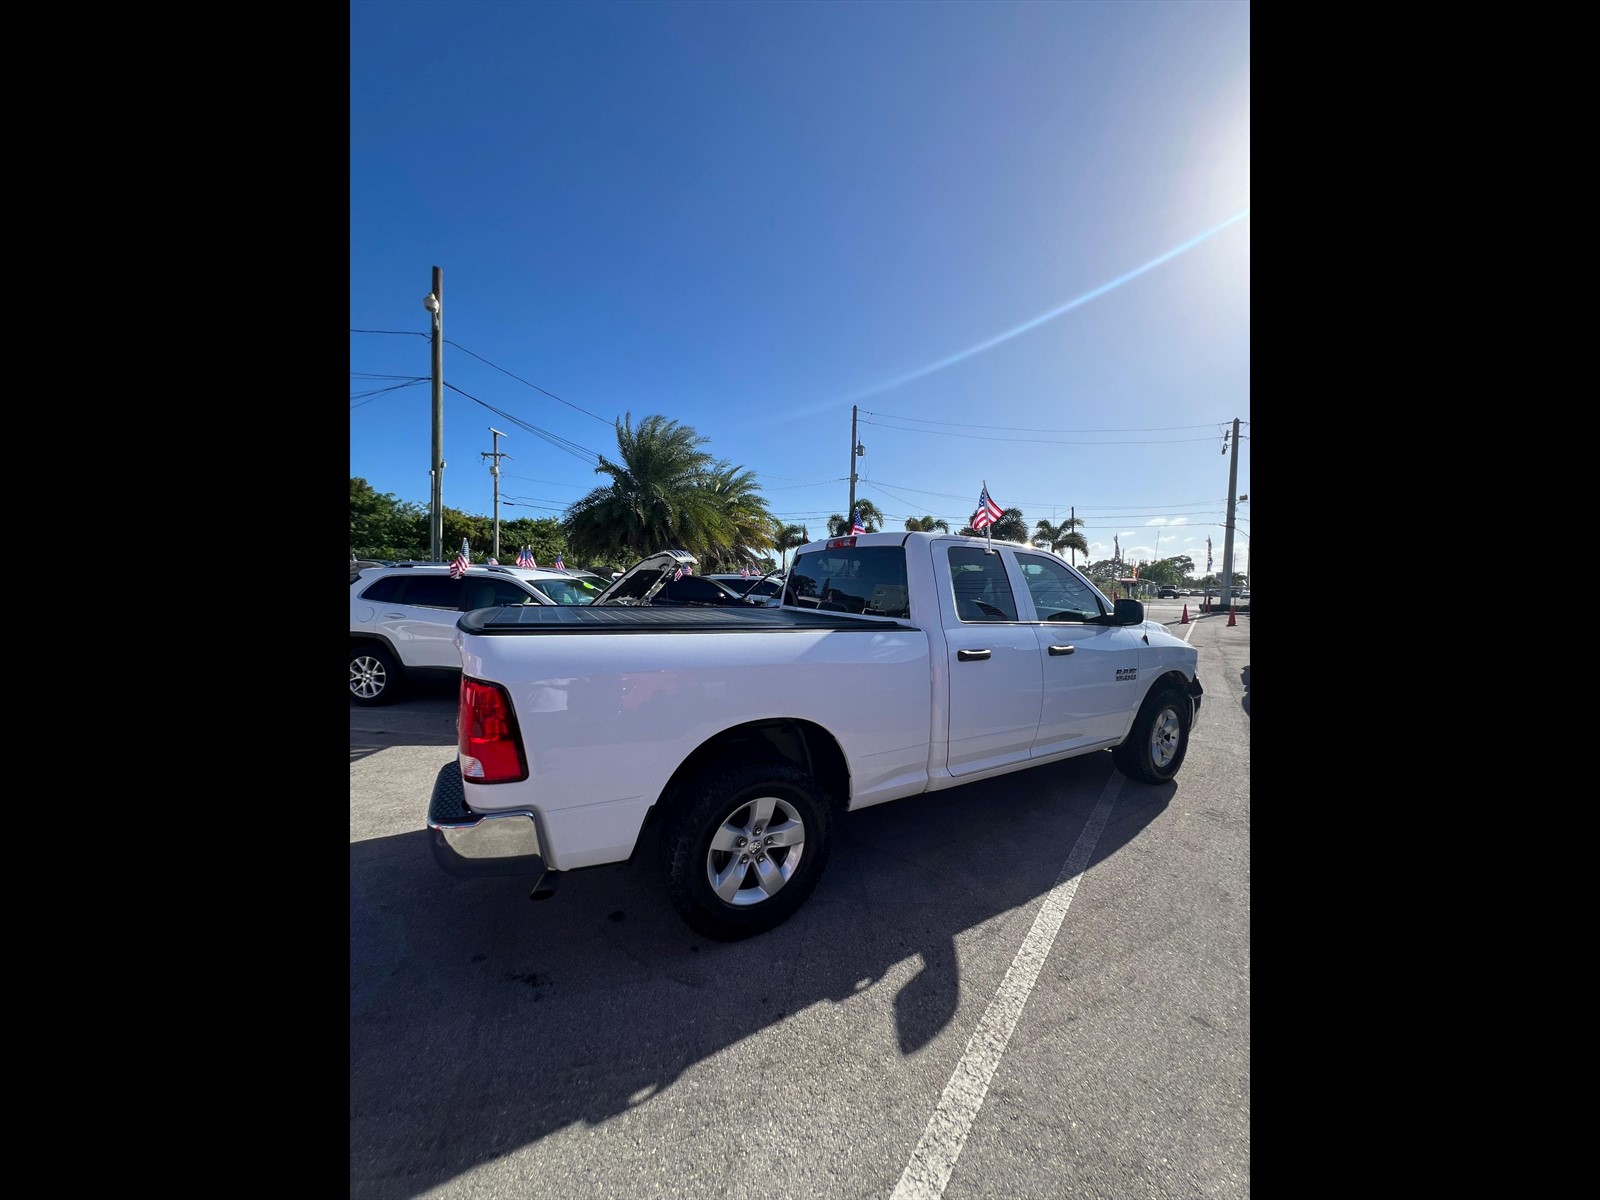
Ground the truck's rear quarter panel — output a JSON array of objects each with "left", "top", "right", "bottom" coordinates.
[{"left": 456, "top": 607, "right": 933, "bottom": 870}]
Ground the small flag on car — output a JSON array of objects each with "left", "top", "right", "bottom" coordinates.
[
  {"left": 972, "top": 484, "right": 1003, "bottom": 531},
  {"left": 449, "top": 539, "right": 469, "bottom": 579}
]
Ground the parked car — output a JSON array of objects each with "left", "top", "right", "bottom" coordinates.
[
  {"left": 705, "top": 573, "right": 786, "bottom": 605},
  {"left": 1157, "top": 585, "right": 1179, "bottom": 599},
  {"left": 648, "top": 575, "right": 751, "bottom": 606},
  {"left": 351, "top": 562, "right": 593, "bottom": 705}
]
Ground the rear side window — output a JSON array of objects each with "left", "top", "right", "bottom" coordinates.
[
  {"left": 359, "top": 576, "right": 407, "bottom": 603},
  {"left": 785, "top": 547, "right": 909, "bottom": 618},
  {"left": 403, "top": 576, "right": 469, "bottom": 609},
  {"left": 947, "top": 546, "right": 1018, "bottom": 621}
]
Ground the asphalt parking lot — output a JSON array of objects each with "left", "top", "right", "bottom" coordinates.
[{"left": 351, "top": 610, "right": 1250, "bottom": 1199}]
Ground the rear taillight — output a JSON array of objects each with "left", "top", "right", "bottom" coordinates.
[{"left": 457, "top": 676, "right": 528, "bottom": 783}]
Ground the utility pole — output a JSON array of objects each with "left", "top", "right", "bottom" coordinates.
[
  {"left": 1220, "top": 417, "right": 1241, "bottom": 608},
  {"left": 425, "top": 267, "right": 444, "bottom": 561},
  {"left": 847, "top": 405, "right": 864, "bottom": 529},
  {"left": 482, "top": 428, "right": 511, "bottom": 561},
  {"left": 1070, "top": 506, "right": 1076, "bottom": 566}
]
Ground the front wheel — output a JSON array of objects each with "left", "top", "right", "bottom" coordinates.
[
  {"left": 1112, "top": 685, "right": 1191, "bottom": 784},
  {"left": 663, "top": 760, "right": 833, "bottom": 941}
]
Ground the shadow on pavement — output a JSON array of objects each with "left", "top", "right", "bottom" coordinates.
[
  {"left": 1241, "top": 664, "right": 1250, "bottom": 715},
  {"left": 351, "top": 751, "right": 1169, "bottom": 1198}
]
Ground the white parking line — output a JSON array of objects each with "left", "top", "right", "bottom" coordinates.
[{"left": 890, "top": 773, "right": 1122, "bottom": 1199}]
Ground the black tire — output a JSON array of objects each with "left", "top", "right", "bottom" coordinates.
[
  {"left": 1112, "top": 684, "right": 1191, "bottom": 784},
  {"left": 662, "top": 759, "right": 833, "bottom": 941},
  {"left": 349, "top": 643, "right": 403, "bottom": 706}
]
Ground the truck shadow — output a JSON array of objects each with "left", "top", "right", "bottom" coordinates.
[
  {"left": 1241, "top": 664, "right": 1250, "bottom": 716},
  {"left": 351, "top": 752, "right": 1169, "bottom": 1198}
]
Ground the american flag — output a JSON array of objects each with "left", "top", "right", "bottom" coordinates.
[
  {"left": 1206, "top": 537, "right": 1213, "bottom": 574},
  {"left": 516, "top": 545, "right": 535, "bottom": 568},
  {"left": 850, "top": 508, "right": 866, "bottom": 535},
  {"left": 673, "top": 566, "right": 685, "bottom": 581},
  {"left": 449, "top": 540, "right": 470, "bottom": 579},
  {"left": 971, "top": 484, "right": 1003, "bottom": 531}
]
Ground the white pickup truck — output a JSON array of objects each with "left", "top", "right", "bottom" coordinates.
[{"left": 427, "top": 531, "right": 1203, "bottom": 940}]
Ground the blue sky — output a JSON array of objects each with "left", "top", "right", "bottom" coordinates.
[{"left": 351, "top": 0, "right": 1250, "bottom": 578}]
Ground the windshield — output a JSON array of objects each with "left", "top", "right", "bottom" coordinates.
[
  {"left": 784, "top": 546, "right": 909, "bottom": 618},
  {"left": 535, "top": 577, "right": 603, "bottom": 605}
]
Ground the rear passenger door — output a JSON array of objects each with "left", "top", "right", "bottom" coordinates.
[
  {"left": 379, "top": 575, "right": 471, "bottom": 668},
  {"left": 933, "top": 544, "right": 1044, "bottom": 778}
]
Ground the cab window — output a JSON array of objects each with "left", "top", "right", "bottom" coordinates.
[
  {"left": 948, "top": 546, "right": 1018, "bottom": 621},
  {"left": 1014, "top": 552, "right": 1103, "bottom": 622}
]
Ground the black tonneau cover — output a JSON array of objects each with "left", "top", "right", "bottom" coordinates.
[{"left": 459, "top": 605, "right": 917, "bottom": 635}]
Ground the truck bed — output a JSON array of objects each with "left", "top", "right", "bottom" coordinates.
[{"left": 459, "top": 604, "right": 919, "bottom": 635}]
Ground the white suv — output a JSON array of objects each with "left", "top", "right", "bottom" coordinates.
[{"left": 350, "top": 563, "right": 600, "bottom": 705}]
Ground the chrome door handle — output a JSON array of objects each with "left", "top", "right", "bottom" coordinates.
[
  {"left": 957, "top": 648, "right": 991, "bottom": 661},
  {"left": 1048, "top": 645, "right": 1075, "bottom": 656}
]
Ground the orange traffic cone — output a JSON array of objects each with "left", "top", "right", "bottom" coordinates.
[
  {"left": 1180, "top": 603, "right": 1189, "bottom": 624},
  {"left": 1226, "top": 603, "right": 1237, "bottom": 627}
]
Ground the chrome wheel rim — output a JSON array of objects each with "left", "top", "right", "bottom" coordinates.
[
  {"left": 1149, "top": 704, "right": 1181, "bottom": 769},
  {"left": 705, "top": 794, "right": 806, "bottom": 907},
  {"left": 350, "top": 654, "right": 386, "bottom": 700}
]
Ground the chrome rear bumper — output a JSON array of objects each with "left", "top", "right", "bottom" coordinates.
[{"left": 426, "top": 761, "right": 548, "bottom": 882}]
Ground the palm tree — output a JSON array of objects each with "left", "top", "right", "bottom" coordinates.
[
  {"left": 774, "top": 523, "right": 810, "bottom": 571},
  {"left": 1034, "top": 516, "right": 1089, "bottom": 566},
  {"left": 904, "top": 515, "right": 949, "bottom": 533},
  {"left": 958, "top": 507, "right": 1028, "bottom": 542},
  {"left": 564, "top": 413, "right": 774, "bottom": 564},
  {"left": 699, "top": 461, "right": 779, "bottom": 570},
  {"left": 827, "top": 498, "right": 884, "bottom": 536}
]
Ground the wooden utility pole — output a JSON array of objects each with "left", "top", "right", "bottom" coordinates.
[
  {"left": 427, "top": 267, "right": 444, "bottom": 561},
  {"left": 483, "top": 428, "right": 511, "bottom": 561}
]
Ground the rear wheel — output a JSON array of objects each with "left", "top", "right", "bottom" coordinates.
[
  {"left": 1112, "top": 685, "right": 1191, "bottom": 784},
  {"left": 663, "top": 759, "right": 833, "bottom": 941},
  {"left": 349, "top": 644, "right": 402, "bottom": 706}
]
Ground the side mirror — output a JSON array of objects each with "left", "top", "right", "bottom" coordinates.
[{"left": 1114, "top": 597, "right": 1145, "bottom": 625}]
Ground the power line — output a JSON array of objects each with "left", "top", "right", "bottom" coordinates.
[
  {"left": 861, "top": 410, "right": 1233, "bottom": 434},
  {"left": 351, "top": 379, "right": 429, "bottom": 406},
  {"left": 443, "top": 382, "right": 604, "bottom": 465},
  {"left": 444, "top": 338, "right": 615, "bottom": 425},
  {"left": 856, "top": 419, "right": 1222, "bottom": 446}
]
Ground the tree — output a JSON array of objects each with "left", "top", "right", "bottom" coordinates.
[
  {"left": 1033, "top": 516, "right": 1088, "bottom": 566},
  {"left": 904, "top": 515, "right": 949, "bottom": 533},
  {"left": 563, "top": 414, "right": 777, "bottom": 566},
  {"left": 957, "top": 507, "right": 1028, "bottom": 542},
  {"left": 698, "top": 462, "right": 779, "bottom": 571},
  {"left": 350, "top": 477, "right": 427, "bottom": 560},
  {"left": 827, "top": 499, "right": 884, "bottom": 536},
  {"left": 774, "top": 523, "right": 810, "bottom": 571}
]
